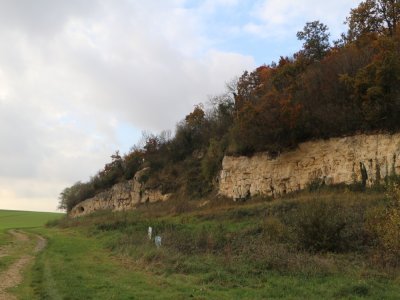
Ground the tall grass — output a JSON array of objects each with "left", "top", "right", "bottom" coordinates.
[{"left": 58, "top": 186, "right": 400, "bottom": 284}]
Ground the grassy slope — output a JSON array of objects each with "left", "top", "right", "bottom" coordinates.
[
  {"left": 27, "top": 227, "right": 400, "bottom": 300},
  {"left": 19, "top": 189, "right": 400, "bottom": 299},
  {"left": 27, "top": 228, "right": 214, "bottom": 300},
  {"left": 0, "top": 210, "right": 64, "bottom": 231}
]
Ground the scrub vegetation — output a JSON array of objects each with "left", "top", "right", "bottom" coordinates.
[
  {"left": 4, "top": 186, "right": 400, "bottom": 298},
  {"left": 24, "top": 184, "right": 400, "bottom": 299}
]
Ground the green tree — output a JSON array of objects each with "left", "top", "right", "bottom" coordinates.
[
  {"left": 297, "top": 21, "right": 330, "bottom": 61},
  {"left": 58, "top": 181, "right": 95, "bottom": 212}
]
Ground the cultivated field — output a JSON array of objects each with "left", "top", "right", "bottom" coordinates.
[{"left": 0, "top": 210, "right": 64, "bottom": 231}]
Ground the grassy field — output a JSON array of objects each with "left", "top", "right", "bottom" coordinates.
[
  {"left": 0, "top": 209, "right": 64, "bottom": 299},
  {"left": 3, "top": 187, "right": 400, "bottom": 299},
  {"left": 0, "top": 210, "right": 64, "bottom": 231},
  {"left": 23, "top": 227, "right": 400, "bottom": 300},
  {"left": 13, "top": 187, "right": 400, "bottom": 299},
  {"left": 21, "top": 227, "right": 400, "bottom": 300}
]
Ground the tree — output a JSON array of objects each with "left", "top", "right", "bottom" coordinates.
[
  {"left": 123, "top": 149, "right": 144, "bottom": 180},
  {"left": 185, "top": 104, "right": 205, "bottom": 130},
  {"left": 58, "top": 181, "right": 95, "bottom": 212},
  {"left": 96, "top": 151, "right": 124, "bottom": 187},
  {"left": 376, "top": 0, "right": 400, "bottom": 35},
  {"left": 346, "top": 0, "right": 400, "bottom": 41},
  {"left": 297, "top": 21, "right": 330, "bottom": 61},
  {"left": 346, "top": 0, "right": 381, "bottom": 41},
  {"left": 207, "top": 92, "right": 235, "bottom": 138}
]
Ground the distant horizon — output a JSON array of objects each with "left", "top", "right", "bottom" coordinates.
[{"left": 0, "top": 208, "right": 64, "bottom": 214}]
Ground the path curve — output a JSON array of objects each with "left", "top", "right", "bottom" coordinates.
[{"left": 0, "top": 230, "right": 47, "bottom": 300}]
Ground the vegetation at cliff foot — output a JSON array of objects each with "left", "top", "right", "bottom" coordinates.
[
  {"left": 11, "top": 185, "right": 400, "bottom": 299},
  {"left": 59, "top": 0, "right": 400, "bottom": 212}
]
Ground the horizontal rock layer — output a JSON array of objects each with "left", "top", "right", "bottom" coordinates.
[{"left": 219, "top": 133, "right": 400, "bottom": 200}]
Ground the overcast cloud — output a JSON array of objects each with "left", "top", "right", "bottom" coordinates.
[
  {"left": 244, "top": 0, "right": 360, "bottom": 38},
  {"left": 0, "top": 0, "right": 361, "bottom": 211}
]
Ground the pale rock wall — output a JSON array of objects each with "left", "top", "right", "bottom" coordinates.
[
  {"left": 69, "top": 168, "right": 171, "bottom": 217},
  {"left": 219, "top": 133, "right": 400, "bottom": 200},
  {"left": 70, "top": 133, "right": 400, "bottom": 216}
]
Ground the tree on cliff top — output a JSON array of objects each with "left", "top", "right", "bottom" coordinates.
[
  {"left": 296, "top": 21, "right": 330, "bottom": 61},
  {"left": 346, "top": 0, "right": 400, "bottom": 41}
]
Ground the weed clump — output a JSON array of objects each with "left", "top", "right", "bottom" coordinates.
[
  {"left": 366, "top": 185, "right": 400, "bottom": 267},
  {"left": 291, "top": 198, "right": 365, "bottom": 253}
]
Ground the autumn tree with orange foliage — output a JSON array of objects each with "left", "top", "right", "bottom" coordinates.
[{"left": 346, "top": 0, "right": 400, "bottom": 41}]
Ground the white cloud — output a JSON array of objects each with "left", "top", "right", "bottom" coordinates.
[
  {"left": 199, "top": 0, "right": 239, "bottom": 13},
  {"left": 0, "top": 178, "right": 67, "bottom": 212},
  {"left": 0, "top": 0, "right": 255, "bottom": 211},
  {"left": 245, "top": 0, "right": 361, "bottom": 39}
]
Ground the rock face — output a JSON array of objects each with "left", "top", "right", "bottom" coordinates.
[
  {"left": 219, "top": 133, "right": 400, "bottom": 200},
  {"left": 69, "top": 168, "right": 171, "bottom": 218},
  {"left": 71, "top": 133, "right": 400, "bottom": 217}
]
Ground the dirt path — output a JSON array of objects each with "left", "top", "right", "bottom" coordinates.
[
  {"left": 8, "top": 230, "right": 29, "bottom": 242},
  {"left": 34, "top": 234, "right": 47, "bottom": 253},
  {"left": 0, "top": 230, "right": 46, "bottom": 300}
]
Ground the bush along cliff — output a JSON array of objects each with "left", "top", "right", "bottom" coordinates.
[{"left": 60, "top": 0, "right": 400, "bottom": 215}]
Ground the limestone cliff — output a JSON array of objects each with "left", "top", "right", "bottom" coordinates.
[
  {"left": 69, "top": 168, "right": 171, "bottom": 217},
  {"left": 219, "top": 133, "right": 400, "bottom": 200},
  {"left": 71, "top": 133, "right": 400, "bottom": 217}
]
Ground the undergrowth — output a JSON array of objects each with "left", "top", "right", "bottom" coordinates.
[{"left": 51, "top": 185, "right": 400, "bottom": 288}]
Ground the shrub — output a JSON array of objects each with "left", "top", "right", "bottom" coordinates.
[
  {"left": 365, "top": 185, "right": 400, "bottom": 267},
  {"left": 306, "top": 178, "right": 325, "bottom": 192},
  {"left": 261, "top": 217, "right": 287, "bottom": 242},
  {"left": 172, "top": 197, "right": 191, "bottom": 215},
  {"left": 184, "top": 159, "right": 211, "bottom": 198},
  {"left": 201, "top": 138, "right": 226, "bottom": 183},
  {"left": 123, "top": 150, "right": 143, "bottom": 180},
  {"left": 291, "top": 198, "right": 364, "bottom": 253},
  {"left": 45, "top": 218, "right": 62, "bottom": 228}
]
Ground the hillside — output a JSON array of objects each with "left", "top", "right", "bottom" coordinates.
[
  {"left": 5, "top": 1, "right": 400, "bottom": 299},
  {"left": 29, "top": 187, "right": 400, "bottom": 298},
  {"left": 59, "top": 0, "right": 400, "bottom": 213}
]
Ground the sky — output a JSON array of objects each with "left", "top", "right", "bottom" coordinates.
[{"left": 0, "top": 0, "right": 360, "bottom": 212}]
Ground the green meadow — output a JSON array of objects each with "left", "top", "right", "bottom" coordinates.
[
  {"left": 0, "top": 210, "right": 64, "bottom": 231},
  {"left": 4, "top": 188, "right": 400, "bottom": 299},
  {"left": 13, "top": 188, "right": 400, "bottom": 299}
]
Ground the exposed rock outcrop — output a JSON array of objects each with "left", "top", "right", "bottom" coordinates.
[
  {"left": 219, "top": 133, "right": 400, "bottom": 200},
  {"left": 69, "top": 168, "right": 171, "bottom": 217},
  {"left": 71, "top": 133, "right": 400, "bottom": 217}
]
